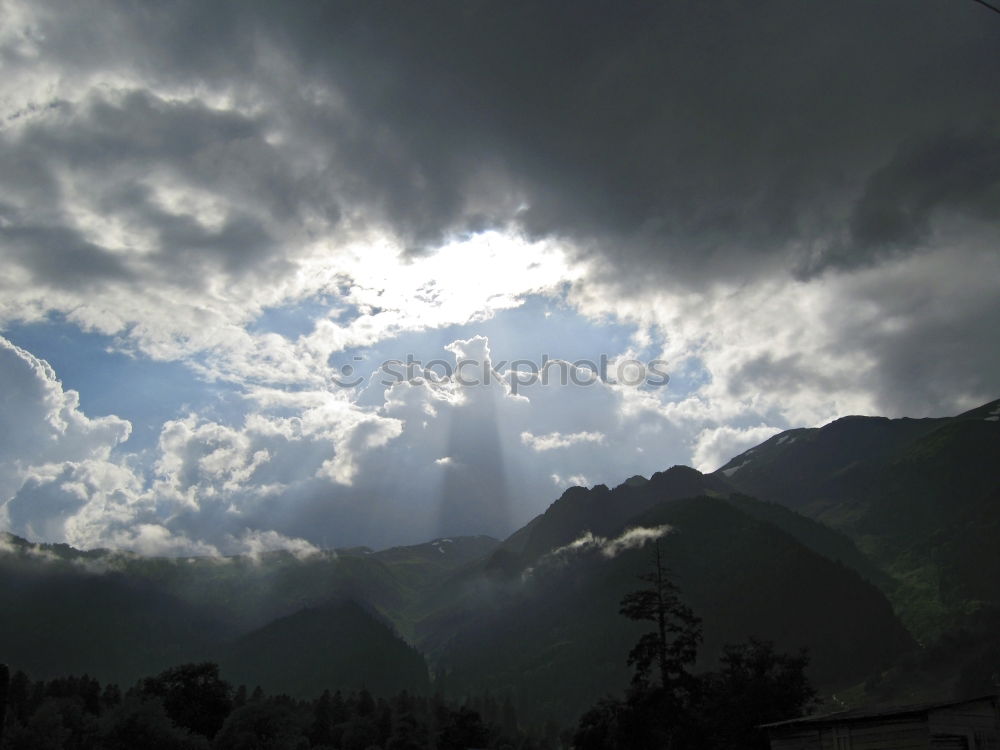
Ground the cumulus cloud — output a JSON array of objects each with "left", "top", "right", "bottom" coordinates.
[
  {"left": 521, "top": 430, "right": 606, "bottom": 452},
  {"left": 0, "top": 332, "right": 692, "bottom": 552},
  {"left": 226, "top": 528, "right": 322, "bottom": 563},
  {"left": 0, "top": 335, "right": 401, "bottom": 552},
  {"left": 0, "top": 336, "right": 131, "bottom": 503},
  {"left": 1, "top": 0, "right": 998, "bottom": 554},
  {"left": 100, "top": 523, "right": 221, "bottom": 558},
  {"left": 577, "top": 241, "right": 1000, "bottom": 433},
  {"left": 691, "top": 424, "right": 784, "bottom": 474}
]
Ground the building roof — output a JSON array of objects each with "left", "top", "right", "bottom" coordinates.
[{"left": 761, "top": 695, "right": 998, "bottom": 730}]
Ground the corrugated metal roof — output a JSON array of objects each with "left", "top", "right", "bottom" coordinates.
[{"left": 761, "top": 695, "right": 998, "bottom": 729}]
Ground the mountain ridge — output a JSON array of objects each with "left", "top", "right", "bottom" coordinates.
[
  {"left": 3, "top": 398, "right": 998, "bottom": 724},
  {"left": 712, "top": 397, "right": 1000, "bottom": 639}
]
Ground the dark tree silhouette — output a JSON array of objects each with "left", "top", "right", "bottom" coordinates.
[
  {"left": 307, "top": 689, "right": 334, "bottom": 747},
  {"left": 213, "top": 701, "right": 308, "bottom": 750},
  {"left": 138, "top": 663, "right": 233, "bottom": 739},
  {"left": 386, "top": 711, "right": 427, "bottom": 750},
  {"left": 573, "top": 697, "right": 627, "bottom": 750},
  {"left": 7, "top": 670, "right": 29, "bottom": 725},
  {"left": 99, "top": 698, "right": 208, "bottom": 750},
  {"left": 698, "top": 639, "right": 816, "bottom": 750},
  {"left": 619, "top": 539, "right": 702, "bottom": 693},
  {"left": 573, "top": 560, "right": 817, "bottom": 750},
  {"left": 435, "top": 704, "right": 489, "bottom": 750},
  {"left": 339, "top": 714, "right": 380, "bottom": 750},
  {"left": 0, "top": 663, "right": 542, "bottom": 749},
  {"left": 573, "top": 540, "right": 826, "bottom": 749},
  {"left": 101, "top": 682, "right": 122, "bottom": 712},
  {"left": 569, "top": 539, "right": 706, "bottom": 749},
  {"left": 355, "top": 687, "right": 375, "bottom": 717}
]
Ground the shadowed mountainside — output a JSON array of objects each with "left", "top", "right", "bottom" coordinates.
[
  {"left": 430, "top": 493, "right": 912, "bottom": 725},
  {"left": 2, "top": 399, "right": 997, "bottom": 724},
  {"left": 713, "top": 398, "right": 1000, "bottom": 639}
]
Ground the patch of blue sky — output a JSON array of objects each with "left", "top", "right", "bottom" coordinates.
[
  {"left": 658, "top": 355, "right": 712, "bottom": 400},
  {"left": 248, "top": 294, "right": 342, "bottom": 339},
  {"left": 2, "top": 318, "right": 245, "bottom": 453}
]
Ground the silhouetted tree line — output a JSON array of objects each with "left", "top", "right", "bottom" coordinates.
[
  {"left": 0, "top": 541, "right": 822, "bottom": 750},
  {"left": 573, "top": 541, "right": 817, "bottom": 750},
  {"left": 0, "top": 660, "right": 553, "bottom": 750}
]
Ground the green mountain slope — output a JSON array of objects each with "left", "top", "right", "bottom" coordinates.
[
  {"left": 714, "top": 398, "right": 1000, "bottom": 638},
  {"left": 410, "top": 466, "right": 735, "bottom": 658},
  {"left": 724, "top": 494, "right": 891, "bottom": 589},
  {"left": 219, "top": 599, "right": 430, "bottom": 697},
  {"left": 0, "top": 532, "right": 492, "bottom": 687},
  {"left": 0, "top": 539, "right": 225, "bottom": 685},
  {"left": 434, "top": 495, "right": 913, "bottom": 725}
]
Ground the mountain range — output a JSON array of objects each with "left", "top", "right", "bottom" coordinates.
[{"left": 2, "top": 398, "right": 998, "bottom": 727}]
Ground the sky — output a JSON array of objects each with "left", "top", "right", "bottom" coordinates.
[{"left": 0, "top": 0, "right": 998, "bottom": 555}]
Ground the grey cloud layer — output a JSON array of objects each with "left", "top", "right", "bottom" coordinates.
[
  {"left": 1, "top": 0, "right": 998, "bottom": 552},
  {"left": 7, "top": 0, "right": 998, "bottom": 282}
]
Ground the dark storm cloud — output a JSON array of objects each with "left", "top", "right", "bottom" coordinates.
[
  {"left": 1, "top": 222, "right": 135, "bottom": 288},
  {"left": 2, "top": 0, "right": 998, "bottom": 421},
  {"left": 817, "top": 130, "right": 1000, "bottom": 273},
  {"left": 9, "top": 0, "right": 999, "bottom": 283},
  {"left": 727, "top": 352, "right": 840, "bottom": 401},
  {"left": 257, "top": 0, "right": 1000, "bottom": 277}
]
